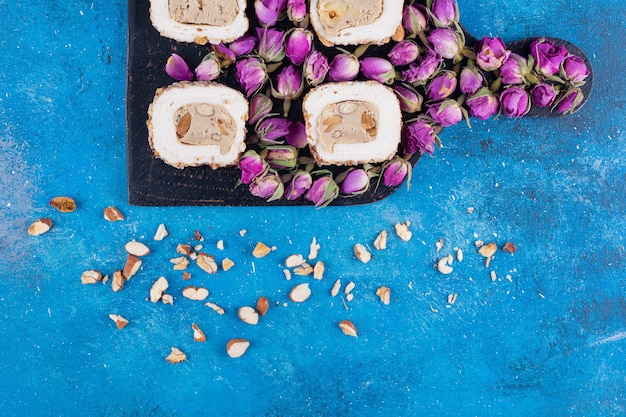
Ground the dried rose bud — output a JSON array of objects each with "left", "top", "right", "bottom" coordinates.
[
  {"left": 248, "top": 93, "right": 274, "bottom": 126},
  {"left": 195, "top": 54, "right": 221, "bottom": 81},
  {"left": 212, "top": 43, "right": 236, "bottom": 67},
  {"left": 165, "top": 53, "right": 193, "bottom": 81},
  {"left": 360, "top": 57, "right": 395, "bottom": 84},
  {"left": 430, "top": 0, "right": 459, "bottom": 27},
  {"left": 401, "top": 49, "right": 443, "bottom": 85},
  {"left": 530, "top": 37, "right": 568, "bottom": 76},
  {"left": 426, "top": 70, "right": 457, "bottom": 100},
  {"left": 273, "top": 64, "right": 304, "bottom": 100},
  {"left": 284, "top": 170, "right": 312, "bottom": 200},
  {"left": 261, "top": 145, "right": 298, "bottom": 169},
  {"left": 239, "top": 150, "right": 269, "bottom": 184},
  {"left": 530, "top": 82, "right": 558, "bottom": 107},
  {"left": 304, "top": 51, "right": 329, "bottom": 86},
  {"left": 459, "top": 66, "right": 483, "bottom": 95},
  {"left": 466, "top": 88, "right": 500, "bottom": 120},
  {"left": 394, "top": 84, "right": 423, "bottom": 113},
  {"left": 426, "top": 99, "right": 463, "bottom": 127},
  {"left": 328, "top": 53, "right": 360, "bottom": 82},
  {"left": 229, "top": 35, "right": 257, "bottom": 56},
  {"left": 255, "top": 117, "right": 292, "bottom": 144},
  {"left": 402, "top": 118, "right": 436, "bottom": 155},
  {"left": 287, "top": 0, "right": 306, "bottom": 22},
  {"left": 256, "top": 27, "right": 285, "bottom": 63},
  {"left": 235, "top": 57, "right": 268, "bottom": 97},
  {"left": 339, "top": 169, "right": 371, "bottom": 195},
  {"left": 249, "top": 170, "right": 284, "bottom": 202},
  {"left": 285, "top": 29, "right": 313, "bottom": 66},
  {"left": 556, "top": 87, "right": 584, "bottom": 115},
  {"left": 402, "top": 4, "right": 428, "bottom": 34},
  {"left": 475, "top": 37, "right": 510, "bottom": 71},
  {"left": 254, "top": 0, "right": 285, "bottom": 26},
  {"left": 428, "top": 28, "right": 463, "bottom": 60},
  {"left": 305, "top": 175, "right": 339, "bottom": 208},
  {"left": 285, "top": 121, "right": 307, "bottom": 148},
  {"left": 382, "top": 157, "right": 411, "bottom": 187},
  {"left": 561, "top": 55, "right": 589, "bottom": 83},
  {"left": 500, "top": 53, "right": 528, "bottom": 85},
  {"left": 500, "top": 86, "right": 531, "bottom": 118},
  {"left": 389, "top": 40, "right": 420, "bottom": 66}
]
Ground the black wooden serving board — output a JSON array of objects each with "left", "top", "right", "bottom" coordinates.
[{"left": 126, "top": 0, "right": 593, "bottom": 206}]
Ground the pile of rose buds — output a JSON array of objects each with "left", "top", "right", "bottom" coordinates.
[{"left": 165, "top": 0, "right": 590, "bottom": 207}]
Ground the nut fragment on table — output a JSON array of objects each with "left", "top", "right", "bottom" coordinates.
[
  {"left": 109, "top": 314, "right": 129, "bottom": 330},
  {"left": 376, "top": 286, "right": 391, "bottom": 305},
  {"left": 456, "top": 248, "right": 464, "bottom": 262},
  {"left": 161, "top": 294, "right": 174, "bottom": 305},
  {"left": 331, "top": 279, "right": 341, "bottom": 297},
  {"left": 285, "top": 254, "right": 306, "bottom": 268},
  {"left": 226, "top": 338, "right": 250, "bottom": 358},
  {"left": 252, "top": 242, "right": 272, "bottom": 258},
  {"left": 111, "top": 270, "right": 126, "bottom": 292},
  {"left": 123, "top": 254, "right": 142, "bottom": 279},
  {"left": 238, "top": 306, "right": 259, "bottom": 325},
  {"left": 308, "top": 237, "right": 320, "bottom": 260},
  {"left": 125, "top": 240, "right": 150, "bottom": 257},
  {"left": 81, "top": 270, "right": 102, "bottom": 284},
  {"left": 437, "top": 256, "right": 453, "bottom": 275},
  {"left": 150, "top": 276, "right": 169, "bottom": 303},
  {"left": 170, "top": 256, "right": 189, "bottom": 271},
  {"left": 503, "top": 242, "right": 517, "bottom": 253},
  {"left": 196, "top": 252, "right": 218, "bottom": 274},
  {"left": 256, "top": 296, "right": 269, "bottom": 316},
  {"left": 293, "top": 264, "right": 313, "bottom": 276},
  {"left": 447, "top": 293, "right": 458, "bottom": 305},
  {"left": 176, "top": 243, "right": 192, "bottom": 255},
  {"left": 205, "top": 301, "right": 225, "bottom": 315},
  {"left": 28, "top": 218, "right": 52, "bottom": 236},
  {"left": 192, "top": 323, "right": 207, "bottom": 342},
  {"left": 49, "top": 196, "right": 76, "bottom": 213},
  {"left": 339, "top": 320, "right": 358, "bottom": 337},
  {"left": 478, "top": 242, "right": 497, "bottom": 267},
  {"left": 221, "top": 257, "right": 235, "bottom": 271},
  {"left": 290, "top": 283, "right": 311, "bottom": 302},
  {"left": 344, "top": 281, "right": 355, "bottom": 295},
  {"left": 153, "top": 223, "right": 168, "bottom": 241},
  {"left": 435, "top": 238, "right": 444, "bottom": 252},
  {"left": 373, "top": 230, "right": 387, "bottom": 250},
  {"left": 165, "top": 347, "right": 187, "bottom": 364},
  {"left": 313, "top": 261, "right": 325, "bottom": 280},
  {"left": 103, "top": 206, "right": 124, "bottom": 222},
  {"left": 395, "top": 221, "right": 412, "bottom": 241},
  {"left": 182, "top": 286, "right": 209, "bottom": 301},
  {"left": 354, "top": 243, "right": 371, "bottom": 263}
]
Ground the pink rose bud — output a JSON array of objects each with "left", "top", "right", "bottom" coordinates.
[
  {"left": 285, "top": 121, "right": 308, "bottom": 148},
  {"left": 556, "top": 87, "right": 584, "bottom": 115},
  {"left": 530, "top": 37, "right": 568, "bottom": 76},
  {"left": 195, "top": 54, "right": 221, "bottom": 81},
  {"left": 459, "top": 66, "right": 483, "bottom": 95},
  {"left": 500, "top": 53, "right": 528, "bottom": 85},
  {"left": 284, "top": 170, "right": 312, "bottom": 200},
  {"left": 431, "top": 0, "right": 459, "bottom": 27},
  {"left": 561, "top": 55, "right": 589, "bottom": 83},
  {"left": 254, "top": 0, "right": 286, "bottom": 26},
  {"left": 273, "top": 64, "right": 304, "bottom": 99},
  {"left": 401, "top": 49, "right": 443, "bottom": 85},
  {"left": 530, "top": 83, "right": 558, "bottom": 107},
  {"left": 239, "top": 150, "right": 269, "bottom": 184},
  {"left": 249, "top": 170, "right": 284, "bottom": 202},
  {"left": 212, "top": 43, "right": 236, "bottom": 67},
  {"left": 257, "top": 27, "right": 286, "bottom": 63},
  {"left": 402, "top": 118, "right": 436, "bottom": 155},
  {"left": 426, "top": 70, "right": 457, "bottom": 100},
  {"left": 229, "top": 35, "right": 257, "bottom": 56},
  {"left": 402, "top": 4, "right": 428, "bottom": 34},
  {"left": 339, "top": 169, "right": 371, "bottom": 195},
  {"left": 360, "top": 57, "right": 395, "bottom": 84},
  {"left": 260, "top": 145, "right": 298, "bottom": 169},
  {"left": 305, "top": 175, "right": 339, "bottom": 207},
  {"left": 394, "top": 84, "right": 423, "bottom": 113},
  {"left": 248, "top": 94, "right": 274, "bottom": 126},
  {"left": 304, "top": 50, "right": 330, "bottom": 86},
  {"left": 475, "top": 37, "right": 510, "bottom": 71},
  {"left": 255, "top": 117, "right": 292, "bottom": 144},
  {"left": 427, "top": 99, "right": 463, "bottom": 127},
  {"left": 428, "top": 28, "right": 462, "bottom": 60},
  {"left": 382, "top": 157, "right": 411, "bottom": 187},
  {"left": 500, "top": 86, "right": 531, "bottom": 118},
  {"left": 165, "top": 53, "right": 193, "bottom": 81},
  {"left": 235, "top": 57, "right": 268, "bottom": 97},
  {"left": 465, "top": 88, "right": 500, "bottom": 120},
  {"left": 389, "top": 40, "right": 420, "bottom": 66},
  {"left": 328, "top": 53, "right": 360, "bottom": 82},
  {"left": 287, "top": 0, "right": 307, "bottom": 23},
  {"left": 285, "top": 29, "right": 313, "bottom": 66}
]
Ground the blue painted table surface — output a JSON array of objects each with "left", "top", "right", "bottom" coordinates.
[{"left": 1, "top": 1, "right": 625, "bottom": 416}]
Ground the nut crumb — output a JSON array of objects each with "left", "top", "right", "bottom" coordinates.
[
  {"left": 256, "top": 296, "right": 270, "bottom": 316},
  {"left": 376, "top": 286, "right": 391, "bottom": 305},
  {"left": 165, "top": 347, "right": 187, "bottom": 364},
  {"left": 467, "top": 207, "right": 475, "bottom": 214},
  {"left": 221, "top": 258, "right": 235, "bottom": 271},
  {"left": 238, "top": 306, "right": 259, "bottom": 325},
  {"left": 503, "top": 242, "right": 517, "bottom": 253},
  {"left": 104, "top": 206, "right": 124, "bottom": 222},
  {"left": 161, "top": 294, "right": 174, "bottom": 305},
  {"left": 239, "top": 229, "right": 247, "bottom": 237},
  {"left": 435, "top": 238, "right": 444, "bottom": 252},
  {"left": 28, "top": 218, "right": 52, "bottom": 236},
  {"left": 192, "top": 323, "right": 206, "bottom": 342},
  {"left": 252, "top": 242, "right": 272, "bottom": 258},
  {"left": 293, "top": 264, "right": 313, "bottom": 276},
  {"left": 373, "top": 230, "right": 387, "bottom": 250},
  {"left": 170, "top": 256, "right": 189, "bottom": 271},
  {"left": 205, "top": 301, "right": 225, "bottom": 315},
  {"left": 447, "top": 293, "right": 458, "bottom": 305},
  {"left": 437, "top": 257, "right": 453, "bottom": 274},
  {"left": 289, "top": 283, "right": 311, "bottom": 302},
  {"left": 331, "top": 279, "right": 341, "bottom": 297},
  {"left": 456, "top": 248, "right": 464, "bottom": 262},
  {"left": 313, "top": 261, "right": 325, "bottom": 280},
  {"left": 285, "top": 254, "right": 306, "bottom": 268},
  {"left": 339, "top": 320, "right": 358, "bottom": 337},
  {"left": 109, "top": 314, "right": 129, "bottom": 329},
  {"left": 111, "top": 271, "right": 125, "bottom": 292},
  {"left": 395, "top": 222, "right": 412, "bottom": 242},
  {"left": 346, "top": 293, "right": 354, "bottom": 302},
  {"left": 283, "top": 269, "right": 292, "bottom": 280},
  {"left": 81, "top": 270, "right": 102, "bottom": 284},
  {"left": 216, "top": 240, "right": 224, "bottom": 250},
  {"left": 182, "top": 286, "right": 209, "bottom": 301},
  {"left": 226, "top": 338, "right": 250, "bottom": 358},
  {"left": 344, "top": 281, "right": 355, "bottom": 295},
  {"left": 182, "top": 271, "right": 191, "bottom": 280},
  {"left": 123, "top": 254, "right": 142, "bottom": 278},
  {"left": 490, "top": 271, "right": 497, "bottom": 282},
  {"left": 49, "top": 196, "right": 76, "bottom": 213},
  {"left": 150, "top": 277, "right": 169, "bottom": 303},
  {"left": 176, "top": 244, "right": 192, "bottom": 255},
  {"left": 308, "top": 237, "right": 320, "bottom": 260},
  {"left": 196, "top": 252, "right": 218, "bottom": 274},
  {"left": 153, "top": 223, "right": 168, "bottom": 241},
  {"left": 354, "top": 243, "right": 371, "bottom": 263},
  {"left": 125, "top": 240, "right": 150, "bottom": 257}
]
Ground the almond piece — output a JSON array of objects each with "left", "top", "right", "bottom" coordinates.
[
  {"left": 456, "top": 248, "right": 464, "bottom": 262},
  {"left": 81, "top": 270, "right": 102, "bottom": 284},
  {"left": 238, "top": 306, "right": 259, "bottom": 325},
  {"left": 354, "top": 244, "right": 371, "bottom": 263},
  {"left": 256, "top": 296, "right": 270, "bottom": 316},
  {"left": 283, "top": 269, "right": 292, "bottom": 281},
  {"left": 182, "top": 286, "right": 209, "bottom": 301},
  {"left": 165, "top": 347, "right": 187, "bottom": 364},
  {"left": 111, "top": 271, "right": 125, "bottom": 292},
  {"left": 149, "top": 277, "right": 169, "bottom": 303},
  {"left": 109, "top": 314, "right": 129, "bottom": 329},
  {"left": 344, "top": 281, "right": 355, "bottom": 295},
  {"left": 308, "top": 237, "right": 320, "bottom": 260},
  {"left": 161, "top": 294, "right": 174, "bottom": 305},
  {"left": 503, "top": 242, "right": 517, "bottom": 253},
  {"left": 313, "top": 261, "right": 325, "bottom": 280},
  {"left": 196, "top": 252, "right": 218, "bottom": 274},
  {"left": 330, "top": 279, "right": 341, "bottom": 297},
  {"left": 216, "top": 240, "right": 225, "bottom": 250},
  {"left": 170, "top": 256, "right": 189, "bottom": 271},
  {"left": 193, "top": 230, "right": 203, "bottom": 241},
  {"left": 293, "top": 264, "right": 313, "bottom": 276},
  {"left": 226, "top": 338, "right": 250, "bottom": 358},
  {"left": 182, "top": 271, "right": 191, "bottom": 280},
  {"left": 346, "top": 293, "right": 354, "bottom": 302},
  {"left": 192, "top": 323, "right": 207, "bottom": 342},
  {"left": 285, "top": 254, "right": 306, "bottom": 268},
  {"left": 395, "top": 222, "right": 412, "bottom": 242},
  {"left": 28, "top": 218, "right": 52, "bottom": 236},
  {"left": 176, "top": 244, "right": 192, "bottom": 255},
  {"left": 373, "top": 230, "right": 387, "bottom": 250},
  {"left": 123, "top": 254, "right": 142, "bottom": 279},
  {"left": 289, "top": 283, "right": 311, "bottom": 302},
  {"left": 252, "top": 242, "right": 272, "bottom": 258},
  {"left": 153, "top": 223, "right": 168, "bottom": 241},
  {"left": 478, "top": 242, "right": 497, "bottom": 258},
  {"left": 205, "top": 301, "right": 225, "bottom": 315},
  {"left": 447, "top": 293, "right": 458, "bottom": 305},
  {"left": 125, "top": 240, "right": 150, "bottom": 257},
  {"left": 435, "top": 238, "right": 444, "bottom": 252},
  {"left": 376, "top": 286, "right": 391, "bottom": 305},
  {"left": 437, "top": 257, "right": 453, "bottom": 275},
  {"left": 103, "top": 206, "right": 124, "bottom": 222},
  {"left": 339, "top": 320, "right": 358, "bottom": 337},
  {"left": 222, "top": 258, "right": 235, "bottom": 271},
  {"left": 49, "top": 196, "right": 76, "bottom": 213}
]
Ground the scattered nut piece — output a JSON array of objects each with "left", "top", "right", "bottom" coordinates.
[
  {"left": 170, "top": 256, "right": 189, "bottom": 271},
  {"left": 467, "top": 207, "right": 475, "bottom": 214},
  {"left": 165, "top": 347, "right": 187, "bottom": 364},
  {"left": 182, "top": 271, "right": 191, "bottom": 280},
  {"left": 153, "top": 223, "right": 168, "bottom": 241},
  {"left": 111, "top": 271, "right": 125, "bottom": 292},
  {"left": 176, "top": 244, "right": 192, "bottom": 255},
  {"left": 222, "top": 258, "right": 235, "bottom": 271},
  {"left": 346, "top": 293, "right": 354, "bottom": 302},
  {"left": 293, "top": 264, "right": 313, "bottom": 276},
  {"left": 354, "top": 244, "right": 371, "bottom": 263},
  {"left": 150, "top": 276, "right": 169, "bottom": 303},
  {"left": 205, "top": 301, "right": 225, "bottom": 315},
  {"left": 331, "top": 279, "right": 341, "bottom": 297},
  {"left": 102, "top": 274, "right": 109, "bottom": 284},
  {"left": 216, "top": 240, "right": 224, "bottom": 250},
  {"left": 474, "top": 240, "right": 484, "bottom": 247},
  {"left": 283, "top": 269, "right": 292, "bottom": 280},
  {"left": 109, "top": 314, "right": 129, "bottom": 329},
  {"left": 285, "top": 254, "right": 306, "bottom": 268},
  {"left": 313, "top": 261, "right": 325, "bottom": 280},
  {"left": 256, "top": 296, "right": 269, "bottom": 316},
  {"left": 161, "top": 294, "right": 174, "bottom": 305},
  {"left": 192, "top": 323, "right": 207, "bottom": 342},
  {"left": 194, "top": 244, "right": 203, "bottom": 252},
  {"left": 81, "top": 270, "right": 102, "bottom": 284},
  {"left": 490, "top": 271, "right": 497, "bottom": 282},
  {"left": 447, "top": 293, "right": 458, "bottom": 305},
  {"left": 193, "top": 230, "right": 203, "bottom": 241},
  {"left": 308, "top": 237, "right": 320, "bottom": 260},
  {"left": 196, "top": 252, "right": 218, "bottom": 274},
  {"left": 435, "top": 238, "right": 444, "bottom": 252},
  {"left": 123, "top": 254, "right": 142, "bottom": 279},
  {"left": 289, "top": 283, "right": 311, "bottom": 302},
  {"left": 503, "top": 242, "right": 517, "bottom": 253},
  {"left": 456, "top": 248, "right": 464, "bottom": 262},
  {"left": 103, "top": 206, "right": 124, "bottom": 222},
  {"left": 182, "top": 286, "right": 210, "bottom": 301},
  {"left": 49, "top": 196, "right": 76, "bottom": 213},
  {"left": 239, "top": 229, "right": 247, "bottom": 237},
  {"left": 252, "top": 242, "right": 272, "bottom": 258},
  {"left": 238, "top": 306, "right": 259, "bottom": 325},
  {"left": 28, "top": 218, "right": 52, "bottom": 236},
  {"left": 373, "top": 230, "right": 388, "bottom": 250},
  {"left": 339, "top": 320, "right": 358, "bottom": 337},
  {"left": 395, "top": 221, "right": 412, "bottom": 242},
  {"left": 125, "top": 240, "right": 150, "bottom": 257},
  {"left": 376, "top": 286, "right": 391, "bottom": 305},
  {"left": 344, "top": 281, "right": 355, "bottom": 295},
  {"left": 478, "top": 242, "right": 497, "bottom": 258},
  {"left": 226, "top": 338, "right": 250, "bottom": 358},
  {"left": 437, "top": 257, "right": 453, "bottom": 275}
]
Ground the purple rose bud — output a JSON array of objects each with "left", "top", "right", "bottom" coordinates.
[
  {"left": 426, "top": 70, "right": 457, "bottom": 100},
  {"left": 428, "top": 28, "right": 462, "bottom": 60},
  {"left": 305, "top": 175, "right": 339, "bottom": 207},
  {"left": 500, "top": 53, "right": 528, "bottom": 85},
  {"left": 402, "top": 4, "right": 428, "bottom": 34},
  {"left": 389, "top": 40, "right": 420, "bottom": 66},
  {"left": 402, "top": 118, "right": 436, "bottom": 155},
  {"left": 248, "top": 94, "right": 274, "bottom": 126},
  {"left": 474, "top": 37, "right": 510, "bottom": 71},
  {"left": 394, "top": 84, "right": 423, "bottom": 113},
  {"left": 304, "top": 50, "right": 330, "bottom": 86},
  {"left": 382, "top": 157, "right": 411, "bottom": 187},
  {"left": 212, "top": 43, "right": 236, "bottom": 67},
  {"left": 235, "top": 57, "right": 268, "bottom": 97},
  {"left": 431, "top": 0, "right": 459, "bottom": 27},
  {"left": 556, "top": 87, "right": 584, "bottom": 115},
  {"left": 500, "top": 86, "right": 531, "bottom": 118},
  {"left": 239, "top": 150, "right": 269, "bottom": 184},
  {"left": 285, "top": 121, "right": 308, "bottom": 148},
  {"left": 530, "top": 38, "right": 568, "bottom": 76},
  {"left": 401, "top": 49, "right": 443, "bottom": 85},
  {"left": 530, "top": 83, "right": 558, "bottom": 107},
  {"left": 287, "top": 0, "right": 307, "bottom": 23},
  {"left": 459, "top": 66, "right": 483, "bottom": 95},
  {"left": 427, "top": 99, "right": 463, "bottom": 127},
  {"left": 285, "top": 29, "right": 313, "bottom": 66},
  {"left": 273, "top": 64, "right": 303, "bottom": 99},
  {"left": 561, "top": 55, "right": 589, "bottom": 83},
  {"left": 284, "top": 170, "right": 313, "bottom": 200},
  {"left": 254, "top": 0, "right": 286, "bottom": 26},
  {"left": 195, "top": 54, "right": 221, "bottom": 81},
  {"left": 249, "top": 170, "right": 284, "bottom": 202},
  {"left": 229, "top": 35, "right": 257, "bottom": 56},
  {"left": 360, "top": 57, "right": 395, "bottom": 84},
  {"left": 465, "top": 87, "right": 500, "bottom": 120},
  {"left": 260, "top": 145, "right": 298, "bottom": 169},
  {"left": 339, "top": 169, "right": 371, "bottom": 195},
  {"left": 255, "top": 117, "right": 292, "bottom": 144},
  {"left": 257, "top": 27, "right": 286, "bottom": 63},
  {"left": 328, "top": 53, "right": 360, "bottom": 82},
  {"left": 165, "top": 53, "right": 193, "bottom": 81}
]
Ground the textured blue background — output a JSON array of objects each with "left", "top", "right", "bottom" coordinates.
[{"left": 1, "top": 0, "right": 625, "bottom": 416}]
